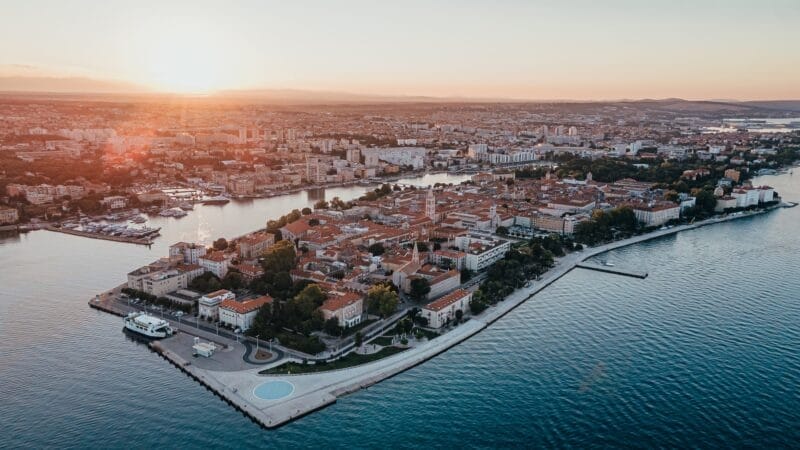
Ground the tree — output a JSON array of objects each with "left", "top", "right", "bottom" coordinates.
[
  {"left": 460, "top": 268, "right": 473, "bottom": 283},
  {"left": 250, "top": 304, "right": 274, "bottom": 338},
  {"left": 262, "top": 240, "right": 296, "bottom": 273},
  {"left": 221, "top": 271, "right": 243, "bottom": 290},
  {"left": 469, "top": 293, "right": 488, "bottom": 315},
  {"left": 495, "top": 226, "right": 509, "bottom": 236},
  {"left": 695, "top": 189, "right": 717, "bottom": 215},
  {"left": 409, "top": 278, "right": 431, "bottom": 301},
  {"left": 368, "top": 242, "right": 385, "bottom": 256},
  {"left": 213, "top": 237, "right": 228, "bottom": 251},
  {"left": 308, "top": 218, "right": 320, "bottom": 226},
  {"left": 314, "top": 200, "right": 329, "bottom": 209},
  {"left": 324, "top": 317, "right": 341, "bottom": 336},
  {"left": 355, "top": 331, "right": 363, "bottom": 347},
  {"left": 301, "top": 207, "right": 313, "bottom": 215},
  {"left": 455, "top": 309, "right": 464, "bottom": 323},
  {"left": 367, "top": 283, "right": 399, "bottom": 318}
]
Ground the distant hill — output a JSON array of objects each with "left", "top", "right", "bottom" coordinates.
[{"left": 0, "top": 75, "right": 147, "bottom": 94}]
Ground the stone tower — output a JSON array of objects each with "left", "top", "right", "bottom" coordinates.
[{"left": 426, "top": 187, "right": 437, "bottom": 222}]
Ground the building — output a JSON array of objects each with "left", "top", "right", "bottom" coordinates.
[
  {"left": 100, "top": 196, "right": 128, "bottom": 210},
  {"left": 280, "top": 220, "right": 310, "bottom": 243},
  {"left": 454, "top": 234, "right": 511, "bottom": 271},
  {"left": 0, "top": 207, "right": 19, "bottom": 224},
  {"left": 431, "top": 249, "right": 466, "bottom": 270},
  {"left": 199, "top": 251, "right": 230, "bottom": 279},
  {"left": 629, "top": 202, "right": 681, "bottom": 227},
  {"left": 238, "top": 232, "right": 275, "bottom": 259},
  {"left": 320, "top": 291, "right": 364, "bottom": 328},
  {"left": 219, "top": 295, "right": 272, "bottom": 331},
  {"left": 420, "top": 289, "right": 472, "bottom": 328},
  {"left": 140, "top": 269, "right": 188, "bottom": 297},
  {"left": 198, "top": 289, "right": 235, "bottom": 320},
  {"left": 425, "top": 270, "right": 461, "bottom": 299},
  {"left": 426, "top": 188, "right": 437, "bottom": 222},
  {"left": 169, "top": 242, "right": 207, "bottom": 265}
]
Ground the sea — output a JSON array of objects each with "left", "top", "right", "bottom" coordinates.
[{"left": 1, "top": 171, "right": 798, "bottom": 449}]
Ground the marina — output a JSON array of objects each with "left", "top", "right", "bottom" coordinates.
[{"left": 46, "top": 225, "right": 160, "bottom": 245}]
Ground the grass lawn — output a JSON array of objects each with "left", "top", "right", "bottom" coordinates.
[
  {"left": 370, "top": 336, "right": 394, "bottom": 346},
  {"left": 259, "top": 346, "right": 407, "bottom": 375}
]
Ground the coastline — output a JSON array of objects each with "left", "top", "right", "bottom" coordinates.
[{"left": 146, "top": 205, "right": 782, "bottom": 430}]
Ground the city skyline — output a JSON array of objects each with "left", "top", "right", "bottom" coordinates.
[{"left": 1, "top": 0, "right": 799, "bottom": 100}]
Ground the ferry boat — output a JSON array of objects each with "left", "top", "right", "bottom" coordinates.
[
  {"left": 124, "top": 312, "right": 174, "bottom": 338},
  {"left": 202, "top": 195, "right": 230, "bottom": 205}
]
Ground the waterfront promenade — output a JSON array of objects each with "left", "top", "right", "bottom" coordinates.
[{"left": 149, "top": 207, "right": 778, "bottom": 429}]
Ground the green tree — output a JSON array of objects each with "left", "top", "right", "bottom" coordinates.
[
  {"left": 301, "top": 207, "right": 313, "bottom": 215},
  {"left": 355, "top": 331, "right": 363, "bottom": 347},
  {"left": 695, "top": 189, "right": 717, "bottom": 215},
  {"left": 213, "top": 237, "right": 228, "bottom": 251},
  {"left": 409, "top": 278, "right": 431, "bottom": 301},
  {"left": 262, "top": 240, "right": 297, "bottom": 273},
  {"left": 324, "top": 317, "right": 341, "bottom": 336},
  {"left": 366, "top": 283, "right": 399, "bottom": 317},
  {"left": 368, "top": 242, "right": 385, "bottom": 256}
]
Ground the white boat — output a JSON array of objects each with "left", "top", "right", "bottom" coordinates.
[
  {"left": 158, "top": 207, "right": 187, "bottom": 218},
  {"left": 124, "top": 312, "right": 174, "bottom": 338},
  {"left": 202, "top": 195, "right": 230, "bottom": 205},
  {"left": 178, "top": 202, "right": 194, "bottom": 211}
]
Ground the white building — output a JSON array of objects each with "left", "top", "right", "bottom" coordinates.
[
  {"left": 218, "top": 295, "right": 272, "bottom": 331},
  {"left": 361, "top": 147, "right": 426, "bottom": 170},
  {"left": 199, "top": 251, "right": 230, "bottom": 279},
  {"left": 454, "top": 234, "right": 511, "bottom": 271},
  {"left": 198, "top": 289, "right": 235, "bottom": 320},
  {"left": 630, "top": 202, "right": 681, "bottom": 227},
  {"left": 169, "top": 242, "right": 207, "bottom": 265},
  {"left": 420, "top": 289, "right": 472, "bottom": 329}
]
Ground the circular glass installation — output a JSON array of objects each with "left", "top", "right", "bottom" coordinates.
[{"left": 253, "top": 380, "right": 294, "bottom": 400}]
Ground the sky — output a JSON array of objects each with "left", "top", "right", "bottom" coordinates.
[{"left": 0, "top": 0, "right": 798, "bottom": 100}]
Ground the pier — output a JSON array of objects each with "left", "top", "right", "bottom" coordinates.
[
  {"left": 575, "top": 263, "right": 648, "bottom": 279},
  {"left": 45, "top": 226, "right": 155, "bottom": 246}
]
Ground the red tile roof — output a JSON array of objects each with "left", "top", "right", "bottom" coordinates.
[
  {"left": 321, "top": 292, "right": 363, "bottom": 312},
  {"left": 423, "top": 289, "right": 471, "bottom": 312},
  {"left": 220, "top": 295, "right": 272, "bottom": 314}
]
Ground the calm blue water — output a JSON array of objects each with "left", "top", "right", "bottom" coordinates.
[{"left": 1, "top": 172, "right": 799, "bottom": 448}]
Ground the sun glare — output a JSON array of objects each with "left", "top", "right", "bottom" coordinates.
[{"left": 136, "top": 19, "right": 235, "bottom": 94}]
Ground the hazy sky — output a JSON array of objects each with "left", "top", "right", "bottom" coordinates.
[{"left": 1, "top": 0, "right": 798, "bottom": 99}]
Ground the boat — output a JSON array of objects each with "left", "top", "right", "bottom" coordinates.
[
  {"left": 124, "top": 312, "right": 174, "bottom": 338},
  {"left": 131, "top": 215, "right": 146, "bottom": 224},
  {"left": 178, "top": 202, "right": 194, "bottom": 211},
  {"left": 202, "top": 195, "right": 230, "bottom": 205},
  {"left": 600, "top": 260, "right": 615, "bottom": 267},
  {"left": 158, "top": 207, "right": 187, "bottom": 218}
]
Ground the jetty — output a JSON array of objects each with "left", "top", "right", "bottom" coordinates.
[
  {"left": 576, "top": 263, "right": 648, "bottom": 278},
  {"left": 45, "top": 226, "right": 155, "bottom": 246}
]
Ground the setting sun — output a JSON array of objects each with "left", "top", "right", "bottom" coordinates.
[{"left": 133, "top": 18, "right": 239, "bottom": 93}]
